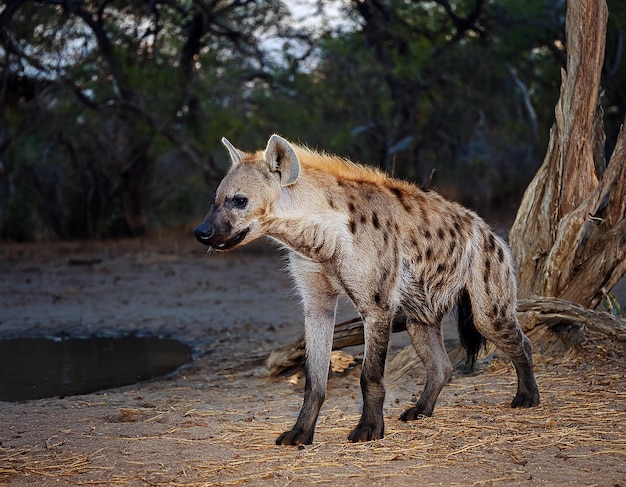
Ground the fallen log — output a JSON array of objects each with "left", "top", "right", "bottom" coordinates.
[
  {"left": 518, "top": 296, "right": 626, "bottom": 345},
  {"left": 266, "top": 296, "right": 626, "bottom": 376},
  {"left": 266, "top": 316, "right": 407, "bottom": 376}
]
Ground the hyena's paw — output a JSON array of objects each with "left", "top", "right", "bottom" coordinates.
[
  {"left": 511, "top": 391, "right": 540, "bottom": 408},
  {"left": 347, "top": 421, "right": 384, "bottom": 443},
  {"left": 399, "top": 405, "right": 433, "bottom": 422},
  {"left": 276, "top": 428, "right": 314, "bottom": 446}
]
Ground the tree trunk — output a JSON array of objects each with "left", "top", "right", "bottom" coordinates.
[
  {"left": 509, "top": 0, "right": 626, "bottom": 351},
  {"left": 510, "top": 0, "right": 626, "bottom": 308}
]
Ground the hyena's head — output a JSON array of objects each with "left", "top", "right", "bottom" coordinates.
[{"left": 193, "top": 134, "right": 300, "bottom": 251}]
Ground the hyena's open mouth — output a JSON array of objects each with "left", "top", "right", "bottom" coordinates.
[{"left": 212, "top": 228, "right": 249, "bottom": 251}]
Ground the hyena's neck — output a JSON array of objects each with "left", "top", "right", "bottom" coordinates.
[{"left": 266, "top": 185, "right": 346, "bottom": 262}]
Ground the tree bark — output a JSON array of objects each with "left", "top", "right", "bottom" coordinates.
[
  {"left": 509, "top": 0, "right": 625, "bottom": 310},
  {"left": 508, "top": 0, "right": 626, "bottom": 352}
]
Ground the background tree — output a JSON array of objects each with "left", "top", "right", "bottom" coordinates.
[
  {"left": 0, "top": 0, "right": 625, "bottom": 241},
  {"left": 0, "top": 0, "right": 297, "bottom": 238},
  {"left": 280, "top": 0, "right": 570, "bottom": 212}
]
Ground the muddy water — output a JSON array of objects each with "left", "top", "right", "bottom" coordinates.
[{"left": 0, "top": 336, "right": 192, "bottom": 402}]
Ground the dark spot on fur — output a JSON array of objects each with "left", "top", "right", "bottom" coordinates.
[
  {"left": 437, "top": 228, "right": 445, "bottom": 240},
  {"left": 360, "top": 214, "right": 367, "bottom": 224},
  {"left": 425, "top": 248, "right": 433, "bottom": 260},
  {"left": 349, "top": 220, "right": 357, "bottom": 234},
  {"left": 424, "top": 230, "right": 432, "bottom": 240},
  {"left": 437, "top": 264, "right": 446, "bottom": 273},
  {"left": 487, "top": 234, "right": 496, "bottom": 251},
  {"left": 372, "top": 212, "right": 380, "bottom": 229},
  {"left": 493, "top": 319, "right": 504, "bottom": 331},
  {"left": 416, "top": 253, "right": 423, "bottom": 263},
  {"left": 348, "top": 202, "right": 356, "bottom": 214},
  {"left": 497, "top": 247, "right": 504, "bottom": 263},
  {"left": 389, "top": 186, "right": 412, "bottom": 212},
  {"left": 374, "top": 292, "right": 382, "bottom": 305},
  {"left": 383, "top": 232, "right": 389, "bottom": 244}
]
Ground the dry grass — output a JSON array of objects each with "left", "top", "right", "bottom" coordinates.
[
  {"left": 3, "top": 342, "right": 624, "bottom": 487},
  {"left": 0, "top": 446, "right": 107, "bottom": 479}
]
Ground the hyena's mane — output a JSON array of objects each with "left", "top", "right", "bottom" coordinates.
[{"left": 267, "top": 144, "right": 390, "bottom": 185}]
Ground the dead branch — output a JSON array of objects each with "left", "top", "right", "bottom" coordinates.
[{"left": 517, "top": 296, "right": 626, "bottom": 341}]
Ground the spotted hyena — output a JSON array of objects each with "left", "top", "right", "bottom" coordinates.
[{"left": 193, "top": 134, "right": 540, "bottom": 445}]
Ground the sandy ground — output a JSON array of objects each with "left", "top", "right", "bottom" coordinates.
[{"left": 0, "top": 235, "right": 625, "bottom": 486}]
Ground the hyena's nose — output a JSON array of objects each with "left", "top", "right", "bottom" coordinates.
[{"left": 193, "top": 223, "right": 214, "bottom": 245}]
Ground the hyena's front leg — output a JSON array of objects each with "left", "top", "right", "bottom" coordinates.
[
  {"left": 348, "top": 315, "right": 393, "bottom": 442},
  {"left": 276, "top": 267, "right": 338, "bottom": 445}
]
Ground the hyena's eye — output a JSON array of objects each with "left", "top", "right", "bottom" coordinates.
[{"left": 229, "top": 196, "right": 248, "bottom": 209}]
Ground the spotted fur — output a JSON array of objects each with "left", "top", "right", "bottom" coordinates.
[{"left": 193, "top": 134, "right": 540, "bottom": 445}]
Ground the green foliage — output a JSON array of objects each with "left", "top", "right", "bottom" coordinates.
[
  {"left": 603, "top": 292, "right": 624, "bottom": 317},
  {"left": 0, "top": 0, "right": 623, "bottom": 240}
]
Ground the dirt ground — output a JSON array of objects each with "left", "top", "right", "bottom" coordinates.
[{"left": 0, "top": 234, "right": 625, "bottom": 486}]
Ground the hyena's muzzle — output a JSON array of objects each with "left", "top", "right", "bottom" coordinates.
[{"left": 193, "top": 207, "right": 250, "bottom": 251}]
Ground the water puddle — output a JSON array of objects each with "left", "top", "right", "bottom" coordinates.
[{"left": 0, "top": 336, "right": 193, "bottom": 402}]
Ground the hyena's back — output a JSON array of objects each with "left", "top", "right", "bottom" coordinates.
[{"left": 316, "top": 165, "right": 513, "bottom": 330}]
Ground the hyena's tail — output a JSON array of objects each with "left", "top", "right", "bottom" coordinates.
[{"left": 457, "top": 288, "right": 485, "bottom": 372}]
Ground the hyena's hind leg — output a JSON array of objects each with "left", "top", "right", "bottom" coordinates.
[
  {"left": 470, "top": 231, "right": 540, "bottom": 408},
  {"left": 472, "top": 297, "right": 540, "bottom": 408},
  {"left": 400, "top": 320, "right": 453, "bottom": 421}
]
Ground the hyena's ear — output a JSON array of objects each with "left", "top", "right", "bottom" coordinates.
[
  {"left": 264, "top": 134, "right": 300, "bottom": 186},
  {"left": 221, "top": 137, "right": 246, "bottom": 165}
]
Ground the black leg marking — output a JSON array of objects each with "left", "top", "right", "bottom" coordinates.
[
  {"left": 348, "top": 319, "right": 391, "bottom": 442},
  {"left": 400, "top": 322, "right": 452, "bottom": 421}
]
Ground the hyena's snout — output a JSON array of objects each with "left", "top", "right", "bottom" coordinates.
[
  {"left": 193, "top": 220, "right": 250, "bottom": 251},
  {"left": 193, "top": 223, "right": 214, "bottom": 244}
]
